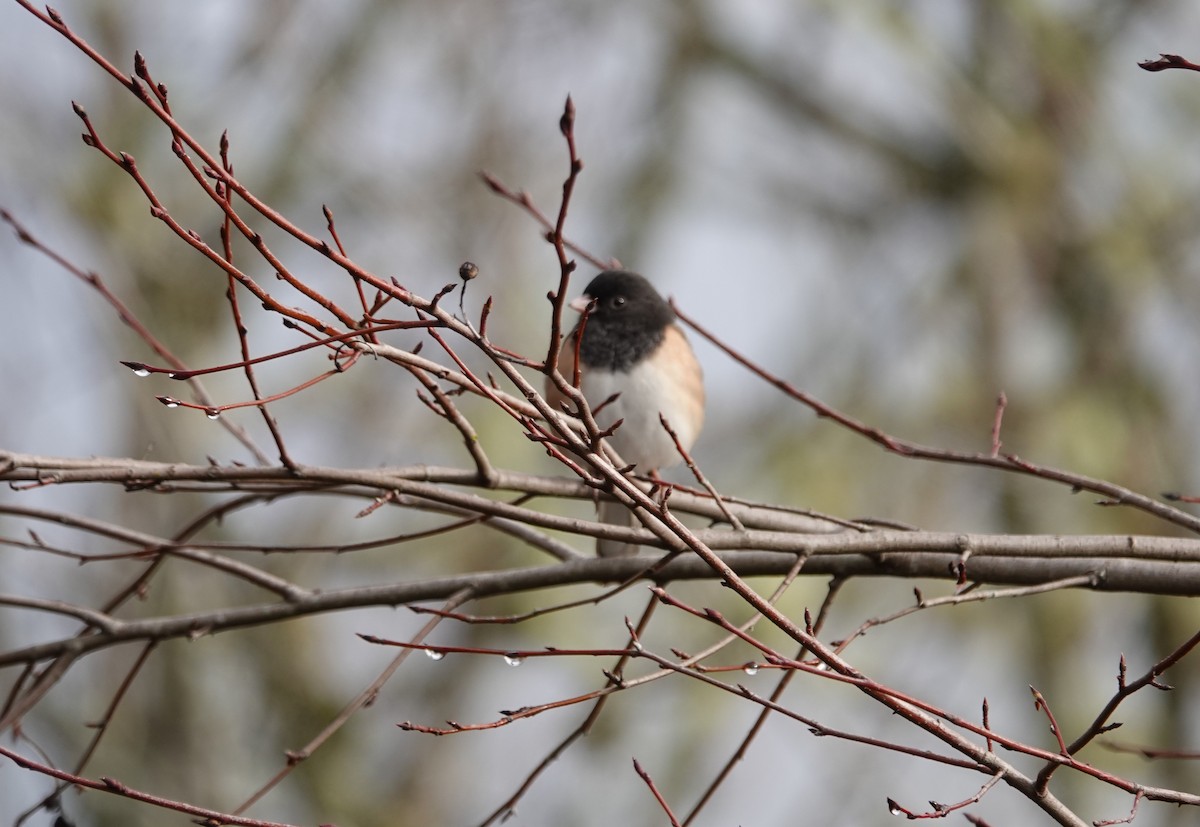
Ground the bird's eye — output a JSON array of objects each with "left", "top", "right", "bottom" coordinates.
[{"left": 611, "top": 296, "right": 626, "bottom": 308}]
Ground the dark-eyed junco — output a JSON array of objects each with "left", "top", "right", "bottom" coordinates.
[{"left": 548, "top": 270, "right": 705, "bottom": 556}]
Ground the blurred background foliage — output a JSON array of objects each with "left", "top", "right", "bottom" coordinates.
[{"left": 3, "top": 1, "right": 1200, "bottom": 824}]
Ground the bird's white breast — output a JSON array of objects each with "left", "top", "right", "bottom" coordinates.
[{"left": 581, "top": 345, "right": 703, "bottom": 471}]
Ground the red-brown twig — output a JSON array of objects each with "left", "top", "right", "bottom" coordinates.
[
  {"left": 121, "top": 319, "right": 438, "bottom": 381},
  {"left": 476, "top": 594, "right": 662, "bottom": 825},
  {"left": 71, "top": 641, "right": 157, "bottom": 776},
  {"left": 647, "top": 587, "right": 1200, "bottom": 814},
  {"left": 660, "top": 413, "right": 744, "bottom": 532},
  {"left": 230, "top": 589, "right": 473, "bottom": 815},
  {"left": 216, "top": 131, "right": 295, "bottom": 467},
  {"left": 681, "top": 560, "right": 826, "bottom": 825},
  {"left": 1102, "top": 741, "right": 1200, "bottom": 761},
  {"left": 478, "top": 170, "right": 615, "bottom": 272},
  {"left": 673, "top": 303, "right": 1200, "bottom": 536},
  {"left": 835, "top": 574, "right": 1099, "bottom": 654},
  {"left": 154, "top": 354, "right": 359, "bottom": 419},
  {"left": 358, "top": 636, "right": 639, "bottom": 663},
  {"left": 1139, "top": 54, "right": 1200, "bottom": 73},
  {"left": 1035, "top": 626, "right": 1200, "bottom": 792},
  {"left": 633, "top": 759, "right": 682, "bottom": 827},
  {"left": 1094, "top": 790, "right": 1144, "bottom": 827},
  {"left": 410, "top": 364, "right": 498, "bottom": 487},
  {"left": 0, "top": 741, "right": 301, "bottom": 827},
  {"left": 545, "top": 95, "right": 582, "bottom": 374},
  {"left": 990, "top": 391, "right": 1007, "bottom": 457},
  {"left": 68, "top": 98, "right": 346, "bottom": 335},
  {"left": 1030, "top": 685, "right": 1071, "bottom": 786},
  {"left": 886, "top": 770, "right": 1003, "bottom": 820},
  {"left": 0, "top": 208, "right": 271, "bottom": 463}
]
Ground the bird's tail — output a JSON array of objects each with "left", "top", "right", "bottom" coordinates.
[{"left": 597, "top": 499, "right": 663, "bottom": 557}]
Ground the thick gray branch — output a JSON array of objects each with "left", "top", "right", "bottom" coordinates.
[{"left": 2, "top": 550, "right": 1197, "bottom": 671}]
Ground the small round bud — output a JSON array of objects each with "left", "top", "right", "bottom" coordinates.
[{"left": 458, "top": 261, "right": 479, "bottom": 281}]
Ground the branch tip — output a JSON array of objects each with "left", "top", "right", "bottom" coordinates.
[{"left": 559, "top": 95, "right": 575, "bottom": 135}]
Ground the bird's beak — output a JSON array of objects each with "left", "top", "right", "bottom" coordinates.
[{"left": 568, "top": 295, "right": 594, "bottom": 313}]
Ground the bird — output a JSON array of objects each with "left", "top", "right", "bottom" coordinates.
[{"left": 546, "top": 270, "right": 705, "bottom": 556}]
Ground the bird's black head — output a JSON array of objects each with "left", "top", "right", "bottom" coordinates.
[
  {"left": 575, "top": 270, "right": 675, "bottom": 371},
  {"left": 581, "top": 270, "right": 673, "bottom": 328}
]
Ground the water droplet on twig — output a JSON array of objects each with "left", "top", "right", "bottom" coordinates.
[{"left": 122, "top": 361, "right": 151, "bottom": 377}]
